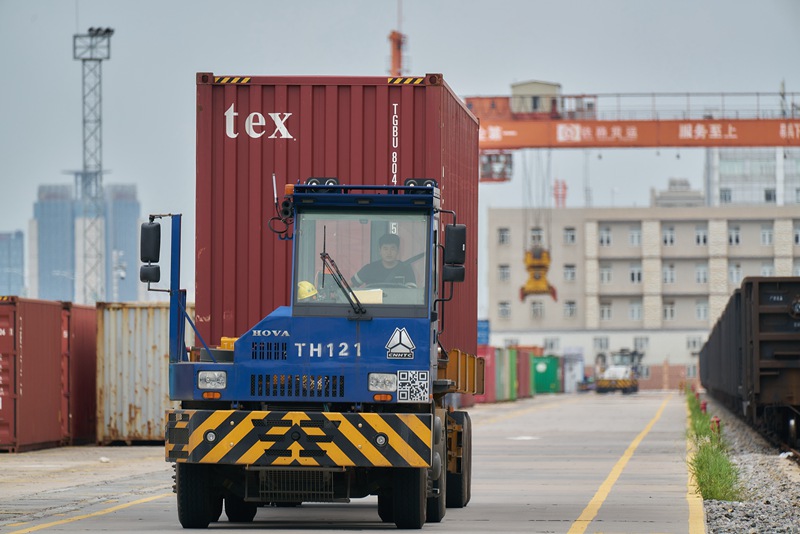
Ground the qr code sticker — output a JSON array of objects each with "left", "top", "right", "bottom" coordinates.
[{"left": 397, "top": 371, "right": 429, "bottom": 402}]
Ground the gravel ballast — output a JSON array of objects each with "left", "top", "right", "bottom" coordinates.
[{"left": 701, "top": 397, "right": 800, "bottom": 534}]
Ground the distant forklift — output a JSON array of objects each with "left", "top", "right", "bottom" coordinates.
[{"left": 595, "top": 349, "right": 643, "bottom": 394}]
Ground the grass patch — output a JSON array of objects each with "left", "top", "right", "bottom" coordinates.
[{"left": 686, "top": 390, "right": 743, "bottom": 501}]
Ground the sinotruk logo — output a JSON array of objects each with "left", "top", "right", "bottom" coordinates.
[{"left": 385, "top": 328, "right": 415, "bottom": 359}]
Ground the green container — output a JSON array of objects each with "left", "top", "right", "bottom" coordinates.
[
  {"left": 508, "top": 348, "right": 518, "bottom": 401},
  {"left": 533, "top": 355, "right": 561, "bottom": 394}
]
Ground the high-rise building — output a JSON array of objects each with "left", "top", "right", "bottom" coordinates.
[
  {"left": 104, "top": 184, "right": 140, "bottom": 302},
  {"left": 33, "top": 185, "right": 75, "bottom": 301},
  {"left": 30, "top": 182, "right": 141, "bottom": 303},
  {"left": 0, "top": 230, "right": 25, "bottom": 296}
]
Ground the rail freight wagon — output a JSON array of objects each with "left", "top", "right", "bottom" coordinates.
[
  {"left": 700, "top": 277, "right": 800, "bottom": 447},
  {"left": 139, "top": 73, "right": 483, "bottom": 530}
]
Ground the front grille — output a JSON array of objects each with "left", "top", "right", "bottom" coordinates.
[
  {"left": 251, "top": 341, "right": 287, "bottom": 361},
  {"left": 259, "top": 469, "right": 335, "bottom": 503},
  {"left": 250, "top": 374, "right": 345, "bottom": 398}
]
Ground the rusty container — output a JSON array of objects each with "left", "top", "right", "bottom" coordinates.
[
  {"left": 96, "top": 302, "right": 194, "bottom": 444},
  {"left": 0, "top": 297, "right": 64, "bottom": 452},
  {"left": 64, "top": 303, "right": 98, "bottom": 444},
  {"left": 195, "top": 73, "right": 479, "bottom": 356}
]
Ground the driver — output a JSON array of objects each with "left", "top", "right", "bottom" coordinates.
[{"left": 351, "top": 233, "right": 416, "bottom": 287}]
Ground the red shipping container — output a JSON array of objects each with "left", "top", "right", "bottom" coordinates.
[
  {"left": 64, "top": 303, "right": 97, "bottom": 444},
  {"left": 195, "top": 73, "right": 479, "bottom": 356},
  {"left": 517, "top": 350, "right": 532, "bottom": 399},
  {"left": 0, "top": 297, "right": 64, "bottom": 452},
  {"left": 474, "top": 345, "right": 496, "bottom": 403}
]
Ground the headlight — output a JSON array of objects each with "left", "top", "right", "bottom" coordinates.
[
  {"left": 198, "top": 371, "right": 227, "bottom": 390},
  {"left": 368, "top": 373, "right": 397, "bottom": 392}
]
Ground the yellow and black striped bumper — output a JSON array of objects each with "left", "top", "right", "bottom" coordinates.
[
  {"left": 166, "top": 410, "right": 432, "bottom": 468},
  {"left": 596, "top": 379, "right": 636, "bottom": 390}
]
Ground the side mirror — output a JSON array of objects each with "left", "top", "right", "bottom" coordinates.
[
  {"left": 442, "top": 264, "right": 465, "bottom": 283},
  {"left": 140, "top": 264, "right": 161, "bottom": 283},
  {"left": 140, "top": 221, "right": 161, "bottom": 263},
  {"left": 444, "top": 224, "right": 466, "bottom": 265}
]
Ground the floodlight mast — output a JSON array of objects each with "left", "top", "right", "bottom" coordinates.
[{"left": 72, "top": 27, "right": 114, "bottom": 304}]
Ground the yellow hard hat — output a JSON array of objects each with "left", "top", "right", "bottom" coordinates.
[{"left": 297, "top": 280, "right": 317, "bottom": 300}]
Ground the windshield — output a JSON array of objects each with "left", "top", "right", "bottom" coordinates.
[{"left": 293, "top": 210, "right": 429, "bottom": 310}]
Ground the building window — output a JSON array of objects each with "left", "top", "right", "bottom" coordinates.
[
  {"left": 498, "top": 227, "right": 510, "bottom": 245},
  {"left": 695, "top": 263, "right": 708, "bottom": 284},
  {"left": 795, "top": 225, "right": 800, "bottom": 245},
  {"left": 696, "top": 300, "right": 709, "bottom": 321},
  {"left": 795, "top": 261, "right": 800, "bottom": 276},
  {"left": 662, "top": 226, "right": 675, "bottom": 246},
  {"left": 695, "top": 226, "right": 708, "bottom": 245},
  {"left": 728, "top": 226, "right": 740, "bottom": 245},
  {"left": 564, "top": 264, "right": 576, "bottom": 282},
  {"left": 663, "top": 264, "right": 676, "bottom": 284},
  {"left": 594, "top": 336, "right": 609, "bottom": 351},
  {"left": 599, "top": 227, "right": 612, "bottom": 246},
  {"left": 720, "top": 188, "right": 732, "bottom": 204},
  {"left": 629, "top": 300, "right": 643, "bottom": 321},
  {"left": 663, "top": 301, "right": 676, "bottom": 321},
  {"left": 564, "top": 301, "right": 577, "bottom": 318},
  {"left": 504, "top": 338, "right": 519, "bottom": 348},
  {"left": 498, "top": 264, "right": 510, "bottom": 282},
  {"left": 761, "top": 262, "right": 774, "bottom": 276},
  {"left": 760, "top": 225, "right": 773, "bottom": 246},
  {"left": 544, "top": 337, "right": 560, "bottom": 352},
  {"left": 729, "top": 263, "right": 742, "bottom": 284},
  {"left": 765, "top": 188, "right": 776, "bottom": 203},
  {"left": 600, "top": 302, "right": 612, "bottom": 321},
  {"left": 630, "top": 264, "right": 642, "bottom": 284},
  {"left": 564, "top": 227, "right": 576, "bottom": 245},
  {"left": 634, "top": 336, "right": 649, "bottom": 352},
  {"left": 499, "top": 301, "right": 511, "bottom": 318},
  {"left": 640, "top": 365, "right": 651, "bottom": 379},
  {"left": 531, "top": 301, "right": 544, "bottom": 319},
  {"left": 796, "top": 188, "right": 800, "bottom": 204},
  {"left": 687, "top": 336, "right": 703, "bottom": 351},
  {"left": 686, "top": 365, "right": 698, "bottom": 378},
  {"left": 600, "top": 265, "right": 612, "bottom": 284},
  {"left": 530, "top": 227, "right": 543, "bottom": 247},
  {"left": 629, "top": 227, "right": 641, "bottom": 247}
]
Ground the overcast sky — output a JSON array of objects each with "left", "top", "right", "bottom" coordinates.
[{"left": 2, "top": 0, "right": 799, "bottom": 309}]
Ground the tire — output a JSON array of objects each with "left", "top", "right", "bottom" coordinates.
[
  {"left": 210, "top": 494, "right": 223, "bottom": 522},
  {"left": 446, "top": 411, "right": 472, "bottom": 508},
  {"left": 426, "top": 459, "right": 446, "bottom": 522},
  {"left": 393, "top": 468, "right": 426, "bottom": 529},
  {"left": 176, "top": 463, "right": 212, "bottom": 529},
  {"left": 377, "top": 489, "right": 394, "bottom": 523},
  {"left": 225, "top": 494, "right": 258, "bottom": 523}
]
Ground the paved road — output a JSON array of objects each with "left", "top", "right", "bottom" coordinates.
[{"left": 0, "top": 391, "right": 703, "bottom": 533}]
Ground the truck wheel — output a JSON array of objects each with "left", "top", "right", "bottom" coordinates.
[
  {"left": 393, "top": 468, "right": 426, "bottom": 529},
  {"left": 210, "top": 494, "right": 223, "bottom": 522},
  {"left": 377, "top": 489, "right": 394, "bottom": 523},
  {"left": 446, "top": 411, "right": 472, "bottom": 508},
  {"left": 176, "top": 463, "right": 212, "bottom": 528},
  {"left": 225, "top": 494, "right": 258, "bottom": 523},
  {"left": 426, "top": 460, "right": 447, "bottom": 522}
]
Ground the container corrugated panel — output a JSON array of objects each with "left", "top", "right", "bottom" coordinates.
[
  {"left": 494, "top": 348, "right": 513, "bottom": 401},
  {"left": 516, "top": 350, "right": 532, "bottom": 399},
  {"left": 742, "top": 277, "right": 800, "bottom": 406},
  {"left": 195, "top": 73, "right": 479, "bottom": 355},
  {"left": 96, "top": 302, "right": 195, "bottom": 444},
  {"left": 65, "top": 303, "right": 97, "bottom": 444},
  {"left": 474, "top": 345, "right": 496, "bottom": 403},
  {"left": 0, "top": 297, "right": 64, "bottom": 452}
]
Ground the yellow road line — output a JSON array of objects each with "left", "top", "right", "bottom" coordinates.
[
  {"left": 6, "top": 492, "right": 173, "bottom": 534},
  {"left": 686, "top": 402, "right": 707, "bottom": 534},
  {"left": 567, "top": 394, "right": 673, "bottom": 534}
]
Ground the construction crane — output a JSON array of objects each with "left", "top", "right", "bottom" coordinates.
[{"left": 468, "top": 84, "right": 800, "bottom": 301}]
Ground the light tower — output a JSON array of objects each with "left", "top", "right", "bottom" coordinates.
[{"left": 72, "top": 27, "right": 114, "bottom": 304}]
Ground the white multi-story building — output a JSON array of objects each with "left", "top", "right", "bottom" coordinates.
[{"left": 486, "top": 203, "right": 800, "bottom": 389}]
